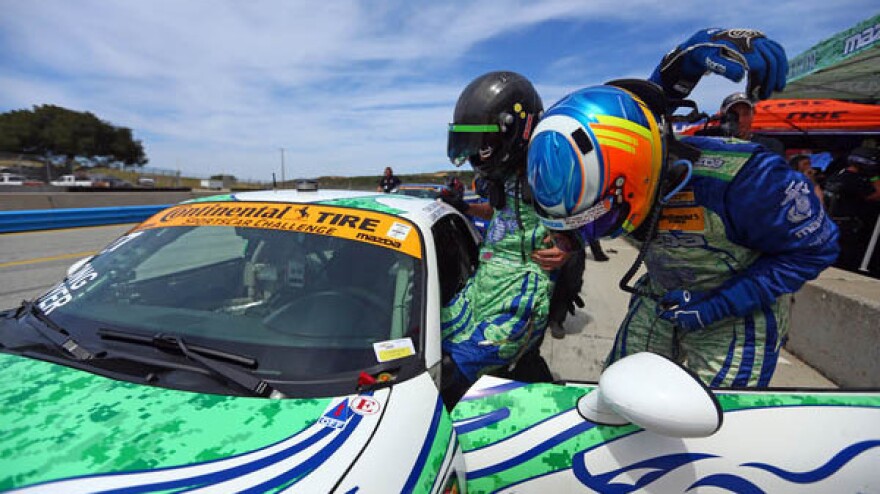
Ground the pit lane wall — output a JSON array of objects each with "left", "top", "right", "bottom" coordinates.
[
  {"left": 787, "top": 267, "right": 880, "bottom": 388},
  {"left": 0, "top": 191, "right": 219, "bottom": 233}
]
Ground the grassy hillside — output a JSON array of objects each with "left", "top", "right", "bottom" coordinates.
[
  {"left": 300, "top": 170, "right": 475, "bottom": 191},
  {"left": 0, "top": 156, "right": 473, "bottom": 191}
]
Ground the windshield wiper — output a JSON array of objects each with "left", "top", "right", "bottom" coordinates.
[
  {"left": 97, "top": 329, "right": 284, "bottom": 399},
  {"left": 98, "top": 328, "right": 258, "bottom": 367},
  {"left": 19, "top": 300, "right": 94, "bottom": 360}
]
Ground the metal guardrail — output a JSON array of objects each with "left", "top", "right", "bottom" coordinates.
[{"left": 0, "top": 205, "right": 169, "bottom": 233}]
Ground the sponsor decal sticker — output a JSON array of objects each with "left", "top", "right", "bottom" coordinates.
[
  {"left": 135, "top": 202, "right": 422, "bottom": 258},
  {"left": 38, "top": 263, "right": 99, "bottom": 314},
  {"left": 666, "top": 189, "right": 696, "bottom": 206},
  {"left": 695, "top": 156, "right": 725, "bottom": 169},
  {"left": 319, "top": 399, "right": 353, "bottom": 429},
  {"left": 373, "top": 337, "right": 416, "bottom": 362},
  {"left": 349, "top": 396, "right": 381, "bottom": 416},
  {"left": 387, "top": 222, "right": 412, "bottom": 241},
  {"left": 423, "top": 201, "right": 446, "bottom": 222},
  {"left": 658, "top": 206, "right": 706, "bottom": 232}
]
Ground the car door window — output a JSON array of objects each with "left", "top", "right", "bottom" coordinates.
[{"left": 432, "top": 215, "right": 479, "bottom": 304}]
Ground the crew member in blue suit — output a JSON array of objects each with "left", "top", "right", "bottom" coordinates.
[{"left": 526, "top": 28, "right": 839, "bottom": 387}]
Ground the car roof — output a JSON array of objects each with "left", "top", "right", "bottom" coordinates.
[
  {"left": 399, "top": 183, "right": 446, "bottom": 189},
  {"left": 197, "top": 188, "right": 457, "bottom": 229}
]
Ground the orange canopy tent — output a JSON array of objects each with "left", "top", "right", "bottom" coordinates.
[
  {"left": 752, "top": 99, "right": 880, "bottom": 134},
  {"left": 674, "top": 98, "right": 880, "bottom": 136}
]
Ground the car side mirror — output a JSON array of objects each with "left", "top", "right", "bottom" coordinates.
[
  {"left": 577, "top": 352, "right": 722, "bottom": 438},
  {"left": 67, "top": 256, "right": 93, "bottom": 277}
]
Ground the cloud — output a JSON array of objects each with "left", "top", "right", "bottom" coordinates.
[{"left": 0, "top": 0, "right": 875, "bottom": 179}]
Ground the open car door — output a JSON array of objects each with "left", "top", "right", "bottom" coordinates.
[{"left": 451, "top": 353, "right": 880, "bottom": 493}]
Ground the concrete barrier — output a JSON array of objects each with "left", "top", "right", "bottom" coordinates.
[
  {"left": 787, "top": 267, "right": 880, "bottom": 388},
  {"left": 0, "top": 193, "right": 54, "bottom": 211}
]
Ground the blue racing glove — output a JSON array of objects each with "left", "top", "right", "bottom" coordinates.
[
  {"left": 649, "top": 28, "right": 788, "bottom": 100},
  {"left": 656, "top": 289, "right": 727, "bottom": 332}
]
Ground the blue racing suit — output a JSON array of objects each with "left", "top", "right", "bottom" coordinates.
[{"left": 607, "top": 136, "right": 839, "bottom": 387}]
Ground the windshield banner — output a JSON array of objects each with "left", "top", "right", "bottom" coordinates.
[{"left": 136, "top": 202, "right": 422, "bottom": 259}]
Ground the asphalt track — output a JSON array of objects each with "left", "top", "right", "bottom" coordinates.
[
  {"left": 0, "top": 225, "right": 834, "bottom": 388},
  {"left": 0, "top": 224, "right": 135, "bottom": 310}
]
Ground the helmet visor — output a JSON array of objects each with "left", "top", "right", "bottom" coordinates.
[{"left": 447, "top": 124, "right": 501, "bottom": 167}]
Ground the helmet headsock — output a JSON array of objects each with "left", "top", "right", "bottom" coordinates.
[
  {"left": 526, "top": 84, "right": 665, "bottom": 241},
  {"left": 448, "top": 71, "right": 543, "bottom": 182}
]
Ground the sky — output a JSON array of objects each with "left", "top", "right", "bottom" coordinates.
[{"left": 1, "top": 1, "right": 876, "bottom": 181}]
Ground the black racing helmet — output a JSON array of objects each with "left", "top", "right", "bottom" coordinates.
[
  {"left": 849, "top": 146, "right": 880, "bottom": 177},
  {"left": 447, "top": 71, "right": 542, "bottom": 181}
]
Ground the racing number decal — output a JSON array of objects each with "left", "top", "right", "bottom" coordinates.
[{"left": 135, "top": 202, "right": 422, "bottom": 259}]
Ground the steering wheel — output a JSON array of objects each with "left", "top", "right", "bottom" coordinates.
[{"left": 307, "top": 289, "right": 387, "bottom": 313}]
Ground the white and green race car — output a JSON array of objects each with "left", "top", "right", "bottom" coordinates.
[{"left": 1, "top": 189, "right": 878, "bottom": 493}]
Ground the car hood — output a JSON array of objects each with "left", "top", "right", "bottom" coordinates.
[{"left": 0, "top": 353, "right": 452, "bottom": 493}]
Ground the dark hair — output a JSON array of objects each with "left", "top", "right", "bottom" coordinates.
[{"left": 788, "top": 154, "right": 810, "bottom": 170}]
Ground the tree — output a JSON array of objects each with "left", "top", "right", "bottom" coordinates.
[{"left": 0, "top": 105, "right": 148, "bottom": 166}]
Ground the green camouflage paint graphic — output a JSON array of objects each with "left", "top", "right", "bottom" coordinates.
[
  {"left": 715, "top": 391, "right": 880, "bottom": 410},
  {"left": 410, "top": 405, "right": 455, "bottom": 493},
  {"left": 453, "top": 384, "right": 592, "bottom": 451},
  {"left": 452, "top": 381, "right": 880, "bottom": 493},
  {"left": 453, "top": 383, "right": 636, "bottom": 493},
  {"left": 317, "top": 197, "right": 405, "bottom": 215},
  {"left": 0, "top": 353, "right": 332, "bottom": 491}
]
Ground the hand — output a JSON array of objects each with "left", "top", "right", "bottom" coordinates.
[
  {"left": 531, "top": 235, "right": 573, "bottom": 271},
  {"left": 656, "top": 289, "right": 725, "bottom": 332},
  {"left": 652, "top": 28, "right": 787, "bottom": 100},
  {"left": 439, "top": 187, "right": 469, "bottom": 214}
]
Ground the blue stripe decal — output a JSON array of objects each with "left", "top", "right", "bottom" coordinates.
[
  {"left": 457, "top": 407, "right": 577, "bottom": 454},
  {"left": 688, "top": 474, "right": 765, "bottom": 493},
  {"left": 428, "top": 427, "right": 457, "bottom": 494},
  {"left": 742, "top": 440, "right": 880, "bottom": 483},
  {"left": 97, "top": 425, "right": 335, "bottom": 494},
  {"left": 710, "top": 330, "right": 738, "bottom": 387},
  {"left": 467, "top": 421, "right": 597, "bottom": 479},
  {"left": 240, "top": 412, "right": 365, "bottom": 493},
  {"left": 460, "top": 381, "right": 528, "bottom": 402},
  {"left": 733, "top": 314, "right": 756, "bottom": 387},
  {"left": 758, "top": 306, "right": 779, "bottom": 387},
  {"left": 453, "top": 407, "right": 511, "bottom": 435},
  {"left": 575, "top": 452, "right": 717, "bottom": 492},
  {"left": 401, "top": 397, "right": 445, "bottom": 493}
]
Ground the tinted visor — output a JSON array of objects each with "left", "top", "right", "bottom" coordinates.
[{"left": 447, "top": 124, "right": 501, "bottom": 166}]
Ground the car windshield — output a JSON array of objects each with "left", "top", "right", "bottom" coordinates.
[
  {"left": 35, "top": 202, "right": 425, "bottom": 384},
  {"left": 397, "top": 186, "right": 442, "bottom": 199}
]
